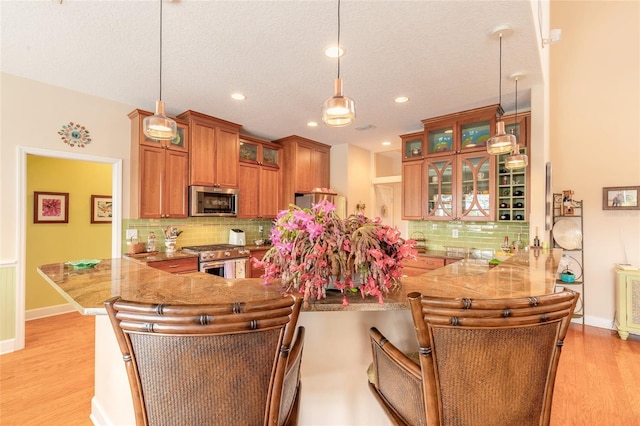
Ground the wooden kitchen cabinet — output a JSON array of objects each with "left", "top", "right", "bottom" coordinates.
[
  {"left": 274, "top": 135, "right": 331, "bottom": 209},
  {"left": 177, "top": 110, "right": 242, "bottom": 189},
  {"left": 248, "top": 248, "right": 269, "bottom": 278},
  {"left": 422, "top": 104, "right": 498, "bottom": 157},
  {"left": 401, "top": 131, "right": 425, "bottom": 161},
  {"left": 401, "top": 105, "right": 497, "bottom": 221},
  {"left": 497, "top": 112, "right": 530, "bottom": 222},
  {"left": 402, "top": 160, "right": 424, "bottom": 220},
  {"left": 238, "top": 135, "right": 281, "bottom": 219},
  {"left": 146, "top": 257, "right": 198, "bottom": 274},
  {"left": 129, "top": 109, "right": 189, "bottom": 219}
]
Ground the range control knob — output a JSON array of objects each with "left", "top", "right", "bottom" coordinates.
[{"left": 223, "top": 251, "right": 231, "bottom": 257}]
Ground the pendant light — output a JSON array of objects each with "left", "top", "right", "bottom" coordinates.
[
  {"left": 505, "top": 75, "right": 528, "bottom": 170},
  {"left": 143, "top": 0, "right": 177, "bottom": 141},
  {"left": 487, "top": 26, "right": 516, "bottom": 155},
  {"left": 322, "top": 0, "right": 356, "bottom": 127}
]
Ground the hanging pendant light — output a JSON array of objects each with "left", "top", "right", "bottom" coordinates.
[
  {"left": 322, "top": 0, "right": 356, "bottom": 127},
  {"left": 487, "top": 26, "right": 516, "bottom": 155},
  {"left": 505, "top": 75, "right": 528, "bottom": 170},
  {"left": 143, "top": 0, "right": 177, "bottom": 141}
]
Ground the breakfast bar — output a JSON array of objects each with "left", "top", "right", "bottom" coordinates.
[{"left": 38, "top": 248, "right": 563, "bottom": 425}]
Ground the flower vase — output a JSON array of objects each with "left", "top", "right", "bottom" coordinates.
[{"left": 165, "top": 238, "right": 177, "bottom": 254}]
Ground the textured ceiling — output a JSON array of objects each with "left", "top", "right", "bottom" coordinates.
[{"left": 1, "top": 0, "right": 545, "bottom": 154}]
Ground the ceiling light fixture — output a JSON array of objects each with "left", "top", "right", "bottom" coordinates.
[
  {"left": 230, "top": 93, "right": 246, "bottom": 100},
  {"left": 143, "top": 0, "right": 177, "bottom": 141},
  {"left": 394, "top": 96, "right": 409, "bottom": 103},
  {"left": 325, "top": 45, "right": 345, "bottom": 58},
  {"left": 307, "top": 121, "right": 319, "bottom": 127},
  {"left": 321, "top": 0, "right": 356, "bottom": 127},
  {"left": 505, "top": 74, "right": 528, "bottom": 170},
  {"left": 486, "top": 25, "right": 516, "bottom": 155}
]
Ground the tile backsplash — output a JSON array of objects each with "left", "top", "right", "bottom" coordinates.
[
  {"left": 122, "top": 217, "right": 274, "bottom": 253},
  {"left": 408, "top": 220, "right": 530, "bottom": 258}
]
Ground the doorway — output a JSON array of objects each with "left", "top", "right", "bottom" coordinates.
[{"left": 14, "top": 146, "right": 122, "bottom": 351}]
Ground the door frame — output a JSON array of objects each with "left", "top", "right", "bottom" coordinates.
[{"left": 14, "top": 146, "right": 122, "bottom": 350}]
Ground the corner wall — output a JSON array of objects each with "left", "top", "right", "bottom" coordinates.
[{"left": 550, "top": 1, "right": 640, "bottom": 326}]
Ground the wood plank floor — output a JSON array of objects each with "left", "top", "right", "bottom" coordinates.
[{"left": 1, "top": 313, "right": 639, "bottom": 425}]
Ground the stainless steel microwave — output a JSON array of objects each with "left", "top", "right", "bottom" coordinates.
[{"left": 189, "top": 186, "right": 239, "bottom": 217}]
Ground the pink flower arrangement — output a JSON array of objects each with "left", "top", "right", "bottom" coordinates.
[{"left": 257, "top": 200, "right": 417, "bottom": 305}]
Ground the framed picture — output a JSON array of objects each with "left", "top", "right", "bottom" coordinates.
[
  {"left": 603, "top": 186, "right": 639, "bottom": 210},
  {"left": 34, "top": 191, "right": 69, "bottom": 223},
  {"left": 91, "top": 195, "right": 113, "bottom": 223}
]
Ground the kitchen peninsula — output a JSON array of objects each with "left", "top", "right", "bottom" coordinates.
[{"left": 38, "top": 249, "right": 563, "bottom": 425}]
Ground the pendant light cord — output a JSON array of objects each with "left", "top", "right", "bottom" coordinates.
[
  {"left": 336, "top": 0, "right": 341, "bottom": 79},
  {"left": 159, "top": 0, "right": 163, "bottom": 102},
  {"left": 497, "top": 33, "right": 502, "bottom": 118}
]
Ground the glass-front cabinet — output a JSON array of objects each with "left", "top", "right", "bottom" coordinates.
[
  {"left": 239, "top": 136, "right": 280, "bottom": 169},
  {"left": 426, "top": 158, "right": 454, "bottom": 219},
  {"left": 424, "top": 152, "right": 494, "bottom": 221},
  {"left": 458, "top": 152, "right": 494, "bottom": 220},
  {"left": 422, "top": 104, "right": 498, "bottom": 157},
  {"left": 401, "top": 131, "right": 424, "bottom": 161}
]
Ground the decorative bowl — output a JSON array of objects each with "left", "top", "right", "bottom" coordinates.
[{"left": 254, "top": 239, "right": 265, "bottom": 246}]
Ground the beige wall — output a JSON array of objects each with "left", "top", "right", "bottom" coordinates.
[{"left": 550, "top": 1, "right": 640, "bottom": 325}]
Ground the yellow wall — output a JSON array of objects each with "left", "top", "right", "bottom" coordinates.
[{"left": 26, "top": 155, "right": 112, "bottom": 310}]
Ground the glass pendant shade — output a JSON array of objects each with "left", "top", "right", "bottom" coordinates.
[
  {"left": 322, "top": 78, "right": 356, "bottom": 127},
  {"left": 505, "top": 149, "right": 528, "bottom": 170},
  {"left": 486, "top": 121, "right": 516, "bottom": 155},
  {"left": 143, "top": 100, "right": 177, "bottom": 141}
]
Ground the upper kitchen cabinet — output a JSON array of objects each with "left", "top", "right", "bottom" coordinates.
[
  {"left": 129, "top": 109, "right": 189, "bottom": 219},
  {"left": 274, "top": 135, "right": 331, "bottom": 208},
  {"left": 177, "top": 110, "right": 242, "bottom": 189},
  {"left": 422, "top": 104, "right": 498, "bottom": 157},
  {"left": 238, "top": 135, "right": 281, "bottom": 219},
  {"left": 401, "top": 131, "right": 425, "bottom": 162}
]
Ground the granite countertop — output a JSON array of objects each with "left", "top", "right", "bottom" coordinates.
[{"left": 38, "top": 248, "right": 563, "bottom": 315}]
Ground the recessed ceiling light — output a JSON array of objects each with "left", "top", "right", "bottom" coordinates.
[
  {"left": 394, "top": 96, "right": 409, "bottom": 103},
  {"left": 382, "top": 141, "right": 391, "bottom": 146},
  {"left": 230, "top": 93, "right": 246, "bottom": 101},
  {"left": 325, "top": 45, "right": 345, "bottom": 58},
  {"left": 307, "top": 121, "right": 319, "bottom": 127}
]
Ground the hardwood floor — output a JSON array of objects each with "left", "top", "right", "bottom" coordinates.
[
  {"left": 1, "top": 314, "right": 639, "bottom": 425},
  {"left": 1, "top": 312, "right": 94, "bottom": 426}
]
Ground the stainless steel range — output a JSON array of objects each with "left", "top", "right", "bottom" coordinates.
[{"left": 182, "top": 244, "right": 250, "bottom": 278}]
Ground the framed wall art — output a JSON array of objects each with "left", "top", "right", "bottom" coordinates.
[
  {"left": 91, "top": 195, "right": 113, "bottom": 223},
  {"left": 603, "top": 186, "right": 639, "bottom": 210},
  {"left": 34, "top": 191, "right": 69, "bottom": 223}
]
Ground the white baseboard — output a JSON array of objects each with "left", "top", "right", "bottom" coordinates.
[
  {"left": 584, "top": 314, "right": 615, "bottom": 330},
  {"left": 0, "top": 338, "right": 15, "bottom": 355},
  {"left": 90, "top": 396, "right": 111, "bottom": 426},
  {"left": 25, "top": 303, "right": 75, "bottom": 321}
]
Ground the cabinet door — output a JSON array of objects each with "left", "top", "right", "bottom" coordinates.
[
  {"left": 260, "top": 166, "right": 280, "bottom": 218},
  {"left": 190, "top": 121, "right": 216, "bottom": 186},
  {"left": 295, "top": 145, "right": 313, "bottom": 192},
  {"left": 139, "top": 146, "right": 165, "bottom": 219},
  {"left": 402, "top": 132, "right": 424, "bottom": 161},
  {"left": 313, "top": 148, "right": 330, "bottom": 189},
  {"left": 425, "top": 158, "right": 455, "bottom": 221},
  {"left": 164, "top": 150, "right": 189, "bottom": 218},
  {"left": 458, "top": 152, "right": 494, "bottom": 221},
  {"left": 239, "top": 138, "right": 259, "bottom": 163},
  {"left": 249, "top": 249, "right": 269, "bottom": 278},
  {"left": 238, "top": 163, "right": 260, "bottom": 218},
  {"left": 425, "top": 125, "right": 454, "bottom": 156},
  {"left": 459, "top": 117, "right": 491, "bottom": 153},
  {"left": 402, "top": 161, "right": 424, "bottom": 220},
  {"left": 214, "top": 127, "right": 239, "bottom": 188}
]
